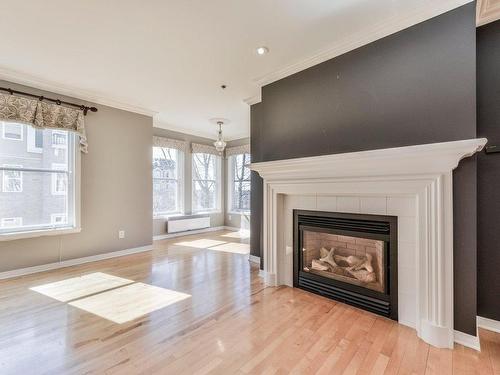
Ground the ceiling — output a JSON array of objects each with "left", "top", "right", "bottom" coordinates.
[{"left": 0, "top": 0, "right": 472, "bottom": 140}]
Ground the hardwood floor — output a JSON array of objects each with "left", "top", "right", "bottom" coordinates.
[{"left": 0, "top": 230, "right": 498, "bottom": 374}]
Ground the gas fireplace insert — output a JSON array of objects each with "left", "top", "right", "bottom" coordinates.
[{"left": 293, "top": 210, "right": 398, "bottom": 320}]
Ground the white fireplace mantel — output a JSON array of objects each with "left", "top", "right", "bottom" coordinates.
[{"left": 251, "top": 138, "right": 486, "bottom": 349}]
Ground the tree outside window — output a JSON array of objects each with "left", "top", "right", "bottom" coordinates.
[
  {"left": 192, "top": 153, "right": 219, "bottom": 212},
  {"left": 230, "top": 153, "right": 251, "bottom": 212},
  {"left": 153, "top": 147, "right": 181, "bottom": 215}
]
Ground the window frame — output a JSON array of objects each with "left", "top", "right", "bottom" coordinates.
[
  {"left": 152, "top": 146, "right": 184, "bottom": 217},
  {"left": 227, "top": 153, "right": 251, "bottom": 215},
  {"left": 191, "top": 152, "right": 222, "bottom": 214},
  {"left": 0, "top": 123, "right": 81, "bottom": 241},
  {"left": 2, "top": 122, "right": 23, "bottom": 141}
]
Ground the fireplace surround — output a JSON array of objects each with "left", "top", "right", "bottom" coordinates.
[
  {"left": 251, "top": 138, "right": 486, "bottom": 349},
  {"left": 294, "top": 210, "right": 398, "bottom": 320}
]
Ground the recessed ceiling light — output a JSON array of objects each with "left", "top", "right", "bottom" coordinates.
[{"left": 256, "top": 46, "right": 269, "bottom": 55}]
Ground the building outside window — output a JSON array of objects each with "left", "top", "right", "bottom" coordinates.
[
  {"left": 51, "top": 163, "right": 68, "bottom": 195},
  {"left": 153, "top": 146, "right": 183, "bottom": 215},
  {"left": 0, "top": 122, "right": 77, "bottom": 236},
  {"left": 0, "top": 217, "right": 23, "bottom": 228},
  {"left": 229, "top": 153, "right": 251, "bottom": 213},
  {"left": 192, "top": 152, "right": 220, "bottom": 212},
  {"left": 52, "top": 130, "right": 68, "bottom": 148},
  {"left": 2, "top": 122, "right": 23, "bottom": 141}
]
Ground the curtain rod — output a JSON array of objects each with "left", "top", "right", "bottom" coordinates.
[{"left": 0, "top": 87, "right": 98, "bottom": 115}]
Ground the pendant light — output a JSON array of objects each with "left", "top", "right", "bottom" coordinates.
[{"left": 213, "top": 120, "right": 227, "bottom": 153}]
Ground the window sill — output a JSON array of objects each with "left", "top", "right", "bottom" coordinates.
[
  {"left": 153, "top": 213, "right": 184, "bottom": 220},
  {"left": 192, "top": 210, "right": 222, "bottom": 215},
  {"left": 0, "top": 227, "right": 81, "bottom": 242},
  {"left": 228, "top": 211, "right": 251, "bottom": 216}
]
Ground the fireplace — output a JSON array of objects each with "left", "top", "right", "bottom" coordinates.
[{"left": 294, "top": 210, "right": 398, "bottom": 320}]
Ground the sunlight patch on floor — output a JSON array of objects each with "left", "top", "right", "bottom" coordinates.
[
  {"left": 221, "top": 230, "right": 250, "bottom": 239},
  {"left": 69, "top": 282, "right": 191, "bottom": 324},
  {"left": 174, "top": 239, "right": 226, "bottom": 248},
  {"left": 30, "top": 272, "right": 133, "bottom": 302},
  {"left": 209, "top": 242, "right": 250, "bottom": 255}
]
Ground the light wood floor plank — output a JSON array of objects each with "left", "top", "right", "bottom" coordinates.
[{"left": 0, "top": 230, "right": 498, "bottom": 374}]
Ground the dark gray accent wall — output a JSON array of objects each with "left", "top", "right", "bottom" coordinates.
[
  {"left": 477, "top": 19, "right": 500, "bottom": 321},
  {"left": 251, "top": 3, "right": 477, "bottom": 334},
  {"left": 250, "top": 103, "right": 264, "bottom": 261}
]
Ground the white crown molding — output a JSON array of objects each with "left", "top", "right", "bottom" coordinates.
[
  {"left": 251, "top": 0, "right": 473, "bottom": 92},
  {"left": 251, "top": 138, "right": 486, "bottom": 349},
  {"left": 477, "top": 316, "right": 500, "bottom": 333},
  {"left": 477, "top": 0, "right": 500, "bottom": 26},
  {"left": 0, "top": 244, "right": 153, "bottom": 280},
  {"left": 243, "top": 93, "right": 261, "bottom": 106},
  {"left": 0, "top": 66, "right": 157, "bottom": 117}
]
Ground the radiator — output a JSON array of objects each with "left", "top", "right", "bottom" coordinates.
[{"left": 167, "top": 216, "right": 210, "bottom": 233}]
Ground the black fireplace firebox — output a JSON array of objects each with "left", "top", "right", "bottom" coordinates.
[{"left": 293, "top": 210, "right": 398, "bottom": 320}]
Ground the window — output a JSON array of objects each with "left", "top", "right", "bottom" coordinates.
[
  {"left": 0, "top": 122, "right": 78, "bottom": 237},
  {"left": 2, "top": 122, "right": 23, "bottom": 140},
  {"left": 229, "top": 153, "right": 251, "bottom": 213},
  {"left": 1, "top": 217, "right": 23, "bottom": 228},
  {"left": 52, "top": 130, "right": 68, "bottom": 148},
  {"left": 51, "top": 163, "right": 68, "bottom": 195},
  {"left": 2, "top": 165, "right": 23, "bottom": 193},
  {"left": 27, "top": 126, "right": 44, "bottom": 153},
  {"left": 192, "top": 152, "right": 220, "bottom": 212},
  {"left": 153, "top": 147, "right": 183, "bottom": 215}
]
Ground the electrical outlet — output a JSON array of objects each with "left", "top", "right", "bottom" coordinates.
[
  {"left": 118, "top": 230, "right": 125, "bottom": 239},
  {"left": 286, "top": 246, "right": 292, "bottom": 255},
  {"left": 228, "top": 215, "right": 232, "bottom": 220}
]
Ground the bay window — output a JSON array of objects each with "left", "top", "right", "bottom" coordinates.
[
  {"left": 153, "top": 146, "right": 183, "bottom": 216},
  {"left": 0, "top": 122, "right": 79, "bottom": 237},
  {"left": 192, "top": 152, "right": 221, "bottom": 212}
]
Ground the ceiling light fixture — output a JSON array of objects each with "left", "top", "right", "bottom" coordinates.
[
  {"left": 211, "top": 119, "right": 228, "bottom": 153},
  {"left": 256, "top": 46, "right": 269, "bottom": 55}
]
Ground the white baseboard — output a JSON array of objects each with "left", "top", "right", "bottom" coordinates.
[
  {"left": 153, "top": 226, "right": 238, "bottom": 241},
  {"left": 248, "top": 255, "right": 260, "bottom": 264},
  {"left": 477, "top": 316, "right": 500, "bottom": 334},
  {"left": 0, "top": 244, "right": 153, "bottom": 280},
  {"left": 454, "top": 330, "right": 481, "bottom": 351}
]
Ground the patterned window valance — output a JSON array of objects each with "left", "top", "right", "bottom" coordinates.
[
  {"left": 225, "top": 144, "right": 250, "bottom": 158},
  {"left": 0, "top": 92, "right": 88, "bottom": 152},
  {"left": 153, "top": 136, "right": 189, "bottom": 153},
  {"left": 192, "top": 142, "right": 220, "bottom": 155}
]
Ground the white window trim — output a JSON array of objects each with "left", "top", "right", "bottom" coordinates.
[
  {"left": 227, "top": 154, "right": 251, "bottom": 215},
  {"left": 192, "top": 153, "right": 222, "bottom": 214},
  {"left": 0, "top": 133, "right": 81, "bottom": 242},
  {"left": 2, "top": 164, "right": 23, "bottom": 193},
  {"left": 2, "top": 122, "right": 23, "bottom": 141},
  {"left": 51, "top": 163, "right": 68, "bottom": 196},
  {"left": 152, "top": 148, "right": 184, "bottom": 217},
  {"left": 51, "top": 130, "right": 68, "bottom": 149}
]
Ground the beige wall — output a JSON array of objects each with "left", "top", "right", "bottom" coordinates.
[
  {"left": 153, "top": 128, "right": 225, "bottom": 236},
  {"left": 0, "top": 80, "right": 153, "bottom": 272}
]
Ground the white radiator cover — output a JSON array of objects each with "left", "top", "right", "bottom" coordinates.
[{"left": 167, "top": 217, "right": 210, "bottom": 233}]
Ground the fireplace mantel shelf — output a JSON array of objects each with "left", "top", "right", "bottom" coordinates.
[
  {"left": 251, "top": 138, "right": 486, "bottom": 350},
  {"left": 251, "top": 138, "right": 487, "bottom": 180}
]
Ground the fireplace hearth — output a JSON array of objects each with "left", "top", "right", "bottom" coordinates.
[{"left": 294, "top": 210, "right": 398, "bottom": 320}]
